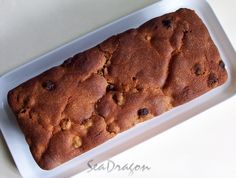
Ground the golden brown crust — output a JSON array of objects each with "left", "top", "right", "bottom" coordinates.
[{"left": 7, "top": 8, "right": 228, "bottom": 169}]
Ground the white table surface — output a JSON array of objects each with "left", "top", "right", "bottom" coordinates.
[{"left": 0, "top": 0, "right": 235, "bottom": 177}]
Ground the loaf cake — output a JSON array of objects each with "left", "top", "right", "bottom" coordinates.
[{"left": 7, "top": 8, "right": 228, "bottom": 170}]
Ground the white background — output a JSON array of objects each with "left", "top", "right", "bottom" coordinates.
[{"left": 0, "top": 0, "right": 236, "bottom": 177}]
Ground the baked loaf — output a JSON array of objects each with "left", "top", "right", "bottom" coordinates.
[{"left": 8, "top": 8, "right": 227, "bottom": 170}]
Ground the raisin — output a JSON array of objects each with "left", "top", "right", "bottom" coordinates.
[
  {"left": 42, "top": 80, "right": 56, "bottom": 91},
  {"left": 207, "top": 73, "right": 218, "bottom": 87},
  {"left": 162, "top": 19, "right": 172, "bottom": 28},
  {"left": 193, "top": 63, "right": 204, "bottom": 76},
  {"left": 219, "top": 60, "right": 225, "bottom": 69},
  {"left": 106, "top": 84, "right": 116, "bottom": 92},
  {"left": 138, "top": 108, "right": 149, "bottom": 116}
]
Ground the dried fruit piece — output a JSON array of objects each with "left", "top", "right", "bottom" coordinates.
[
  {"left": 42, "top": 80, "right": 55, "bottom": 91},
  {"left": 219, "top": 60, "right": 225, "bottom": 69},
  {"left": 137, "top": 108, "right": 149, "bottom": 116},
  {"left": 162, "top": 19, "right": 172, "bottom": 28},
  {"left": 81, "top": 119, "right": 93, "bottom": 128},
  {"left": 112, "top": 93, "right": 125, "bottom": 106},
  {"left": 60, "top": 118, "right": 71, "bottom": 130},
  {"left": 208, "top": 73, "right": 218, "bottom": 87},
  {"left": 106, "top": 84, "right": 116, "bottom": 92},
  {"left": 72, "top": 136, "right": 82, "bottom": 148},
  {"left": 193, "top": 63, "right": 204, "bottom": 76}
]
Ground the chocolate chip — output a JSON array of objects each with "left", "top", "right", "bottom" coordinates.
[
  {"left": 219, "top": 60, "right": 225, "bottom": 69},
  {"left": 42, "top": 80, "right": 56, "bottom": 91},
  {"left": 162, "top": 19, "right": 172, "bottom": 28},
  {"left": 138, "top": 108, "right": 149, "bottom": 116},
  {"left": 207, "top": 73, "right": 218, "bottom": 87},
  {"left": 193, "top": 63, "right": 204, "bottom": 76}
]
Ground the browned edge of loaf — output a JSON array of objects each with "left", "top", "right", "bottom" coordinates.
[{"left": 7, "top": 8, "right": 228, "bottom": 170}]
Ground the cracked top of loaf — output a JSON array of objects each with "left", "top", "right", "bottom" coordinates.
[{"left": 7, "top": 8, "right": 227, "bottom": 170}]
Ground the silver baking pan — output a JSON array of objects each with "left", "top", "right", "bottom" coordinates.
[{"left": 0, "top": 0, "right": 235, "bottom": 177}]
